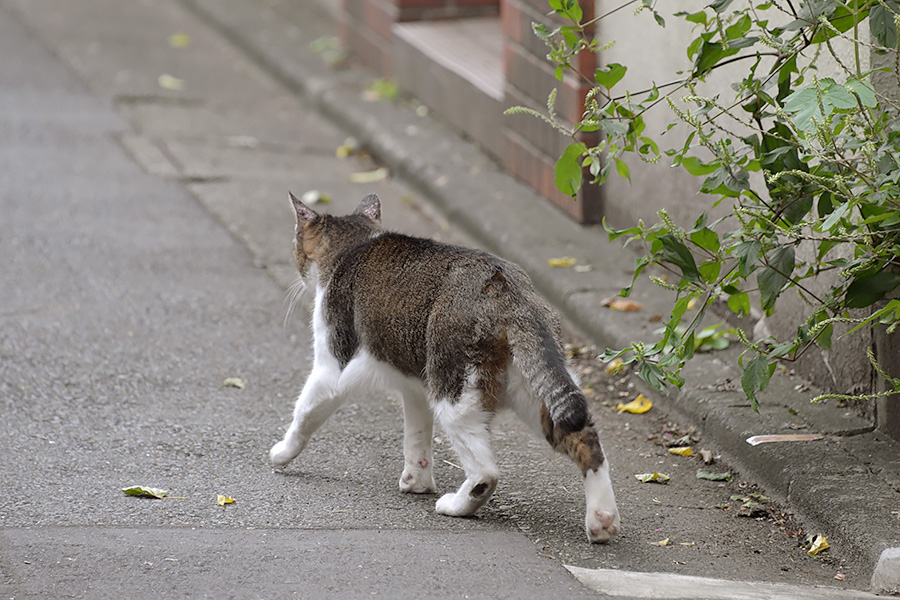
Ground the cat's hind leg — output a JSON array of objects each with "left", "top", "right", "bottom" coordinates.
[
  {"left": 540, "top": 405, "right": 620, "bottom": 543},
  {"left": 270, "top": 364, "right": 341, "bottom": 466},
  {"left": 398, "top": 383, "right": 437, "bottom": 494},
  {"left": 431, "top": 378, "right": 499, "bottom": 517}
]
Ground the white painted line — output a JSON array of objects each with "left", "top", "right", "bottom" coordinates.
[{"left": 565, "top": 566, "right": 886, "bottom": 600}]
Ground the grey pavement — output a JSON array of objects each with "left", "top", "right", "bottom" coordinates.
[{"left": 0, "top": 0, "right": 898, "bottom": 598}]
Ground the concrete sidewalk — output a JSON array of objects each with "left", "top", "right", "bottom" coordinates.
[
  {"left": 1, "top": 0, "right": 897, "bottom": 596},
  {"left": 174, "top": 0, "right": 900, "bottom": 593}
]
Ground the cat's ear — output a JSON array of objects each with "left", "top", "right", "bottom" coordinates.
[
  {"left": 353, "top": 193, "right": 382, "bottom": 224},
  {"left": 289, "top": 191, "right": 318, "bottom": 225}
]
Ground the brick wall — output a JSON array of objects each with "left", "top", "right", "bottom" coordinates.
[
  {"left": 340, "top": 0, "right": 500, "bottom": 75},
  {"left": 500, "top": 0, "right": 601, "bottom": 223}
]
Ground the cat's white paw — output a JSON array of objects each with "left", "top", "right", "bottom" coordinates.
[
  {"left": 584, "top": 462, "right": 620, "bottom": 543},
  {"left": 435, "top": 492, "right": 469, "bottom": 516},
  {"left": 585, "top": 508, "right": 620, "bottom": 544},
  {"left": 399, "top": 461, "right": 436, "bottom": 494},
  {"left": 270, "top": 439, "right": 303, "bottom": 466}
]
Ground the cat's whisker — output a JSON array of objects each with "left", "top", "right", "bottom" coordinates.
[{"left": 283, "top": 277, "right": 307, "bottom": 328}]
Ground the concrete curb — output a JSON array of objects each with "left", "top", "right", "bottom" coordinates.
[{"left": 180, "top": 0, "right": 900, "bottom": 591}]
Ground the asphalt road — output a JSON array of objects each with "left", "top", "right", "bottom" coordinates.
[{"left": 0, "top": 0, "right": 885, "bottom": 597}]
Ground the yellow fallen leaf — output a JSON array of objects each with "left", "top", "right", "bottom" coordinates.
[
  {"left": 216, "top": 495, "right": 236, "bottom": 506},
  {"left": 122, "top": 486, "right": 167, "bottom": 499},
  {"left": 547, "top": 256, "right": 577, "bottom": 268},
  {"left": 635, "top": 472, "right": 670, "bottom": 484},
  {"left": 158, "top": 74, "right": 185, "bottom": 91},
  {"left": 168, "top": 33, "right": 191, "bottom": 48},
  {"left": 602, "top": 297, "right": 644, "bottom": 312},
  {"left": 348, "top": 167, "right": 388, "bottom": 183},
  {"left": 223, "top": 377, "right": 245, "bottom": 389},
  {"left": 605, "top": 358, "right": 624, "bottom": 374},
  {"left": 679, "top": 542, "right": 696, "bottom": 547},
  {"left": 617, "top": 394, "right": 652, "bottom": 414},
  {"left": 808, "top": 534, "right": 830, "bottom": 555},
  {"left": 650, "top": 538, "right": 670, "bottom": 546},
  {"left": 668, "top": 446, "right": 694, "bottom": 457},
  {"left": 335, "top": 137, "right": 360, "bottom": 158}
]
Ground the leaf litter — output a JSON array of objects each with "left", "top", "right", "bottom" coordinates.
[{"left": 122, "top": 486, "right": 167, "bottom": 499}]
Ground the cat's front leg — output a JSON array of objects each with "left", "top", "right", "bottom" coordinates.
[
  {"left": 398, "top": 386, "right": 436, "bottom": 494},
  {"left": 270, "top": 366, "right": 340, "bottom": 466}
]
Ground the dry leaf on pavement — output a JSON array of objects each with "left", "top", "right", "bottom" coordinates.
[
  {"left": 602, "top": 297, "right": 644, "bottom": 311},
  {"left": 122, "top": 486, "right": 167, "bottom": 499},
  {"left": 547, "top": 256, "right": 577, "bottom": 268},
  {"left": 635, "top": 472, "right": 670, "bottom": 484},
  {"left": 617, "top": 394, "right": 652, "bottom": 414}
]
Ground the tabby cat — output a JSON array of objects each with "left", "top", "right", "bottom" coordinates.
[{"left": 270, "top": 193, "right": 619, "bottom": 542}]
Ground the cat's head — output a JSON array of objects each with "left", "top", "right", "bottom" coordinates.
[{"left": 288, "top": 192, "right": 383, "bottom": 283}]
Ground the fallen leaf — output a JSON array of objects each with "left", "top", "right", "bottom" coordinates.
[
  {"left": 696, "top": 469, "right": 732, "bottom": 482},
  {"left": 679, "top": 542, "right": 695, "bottom": 547},
  {"left": 122, "top": 486, "right": 167, "bottom": 499},
  {"left": 699, "top": 449, "right": 715, "bottom": 464},
  {"left": 223, "top": 377, "right": 245, "bottom": 389},
  {"left": 605, "top": 358, "right": 624, "bottom": 374},
  {"left": 602, "top": 297, "right": 644, "bottom": 311},
  {"left": 217, "top": 495, "right": 236, "bottom": 506},
  {"left": 335, "top": 137, "right": 360, "bottom": 158},
  {"left": 617, "top": 394, "right": 652, "bottom": 414},
  {"left": 808, "top": 534, "right": 830, "bottom": 555},
  {"left": 168, "top": 33, "right": 191, "bottom": 48},
  {"left": 746, "top": 434, "right": 823, "bottom": 445},
  {"left": 668, "top": 446, "right": 694, "bottom": 457},
  {"left": 834, "top": 573, "right": 846, "bottom": 581},
  {"left": 547, "top": 256, "right": 577, "bottom": 268},
  {"left": 301, "top": 190, "right": 331, "bottom": 204},
  {"left": 650, "top": 538, "right": 670, "bottom": 546},
  {"left": 574, "top": 265, "right": 593, "bottom": 273},
  {"left": 349, "top": 167, "right": 389, "bottom": 183},
  {"left": 158, "top": 74, "right": 185, "bottom": 91},
  {"left": 635, "top": 472, "right": 670, "bottom": 484}
]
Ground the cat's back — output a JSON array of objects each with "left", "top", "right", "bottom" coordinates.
[{"left": 324, "top": 231, "right": 533, "bottom": 375}]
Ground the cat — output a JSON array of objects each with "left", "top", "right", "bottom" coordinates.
[{"left": 270, "top": 192, "right": 620, "bottom": 543}]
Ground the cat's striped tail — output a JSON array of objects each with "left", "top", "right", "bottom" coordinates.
[{"left": 508, "top": 316, "right": 590, "bottom": 433}]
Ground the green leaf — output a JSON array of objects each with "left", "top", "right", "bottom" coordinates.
[
  {"left": 658, "top": 234, "right": 701, "bottom": 283},
  {"left": 699, "top": 260, "right": 722, "bottom": 283},
  {"left": 595, "top": 63, "right": 628, "bottom": 90},
  {"left": 681, "top": 156, "right": 719, "bottom": 176},
  {"left": 846, "top": 78, "right": 877, "bottom": 108},
  {"left": 727, "top": 291, "right": 751, "bottom": 317},
  {"left": 870, "top": 3, "right": 899, "bottom": 48},
  {"left": 615, "top": 159, "right": 631, "bottom": 181},
  {"left": 123, "top": 486, "right": 168, "bottom": 499},
  {"left": 555, "top": 143, "right": 583, "bottom": 197},
  {"left": 690, "top": 227, "right": 720, "bottom": 252},
  {"left": 694, "top": 41, "right": 738, "bottom": 76},
  {"left": 639, "top": 360, "right": 669, "bottom": 394},
  {"left": 758, "top": 246, "right": 795, "bottom": 313},
  {"left": 845, "top": 271, "right": 900, "bottom": 309},
  {"left": 741, "top": 354, "right": 773, "bottom": 412},
  {"left": 697, "top": 469, "right": 733, "bottom": 482},
  {"left": 677, "top": 10, "right": 708, "bottom": 25},
  {"left": 732, "top": 240, "right": 762, "bottom": 277}
]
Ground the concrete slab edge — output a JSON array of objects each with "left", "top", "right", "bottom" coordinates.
[
  {"left": 176, "top": 0, "right": 900, "bottom": 593},
  {"left": 564, "top": 565, "right": 888, "bottom": 600}
]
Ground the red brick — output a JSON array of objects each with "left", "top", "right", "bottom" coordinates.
[{"left": 364, "top": 0, "right": 398, "bottom": 39}]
